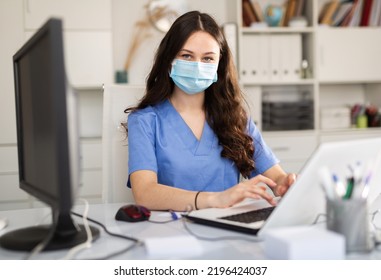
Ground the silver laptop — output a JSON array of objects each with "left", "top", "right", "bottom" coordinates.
[{"left": 185, "top": 137, "right": 381, "bottom": 236}]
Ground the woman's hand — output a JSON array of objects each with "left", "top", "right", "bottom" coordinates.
[
  {"left": 209, "top": 175, "right": 277, "bottom": 208},
  {"left": 262, "top": 165, "right": 297, "bottom": 197},
  {"left": 272, "top": 173, "right": 297, "bottom": 197}
]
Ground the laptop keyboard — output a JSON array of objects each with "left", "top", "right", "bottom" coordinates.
[{"left": 218, "top": 206, "right": 275, "bottom": 224}]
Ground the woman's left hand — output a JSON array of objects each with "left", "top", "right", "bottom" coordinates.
[{"left": 272, "top": 173, "right": 297, "bottom": 197}]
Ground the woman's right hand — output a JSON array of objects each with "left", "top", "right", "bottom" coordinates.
[{"left": 206, "top": 175, "right": 277, "bottom": 208}]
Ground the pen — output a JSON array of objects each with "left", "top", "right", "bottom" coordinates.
[
  {"left": 361, "top": 172, "right": 372, "bottom": 199},
  {"left": 169, "top": 210, "right": 180, "bottom": 220},
  {"left": 361, "top": 150, "right": 381, "bottom": 200},
  {"left": 343, "top": 176, "right": 354, "bottom": 200},
  {"left": 332, "top": 174, "right": 346, "bottom": 198},
  {"left": 356, "top": 157, "right": 379, "bottom": 200}
]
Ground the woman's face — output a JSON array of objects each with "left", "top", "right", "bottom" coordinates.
[{"left": 175, "top": 31, "right": 220, "bottom": 64}]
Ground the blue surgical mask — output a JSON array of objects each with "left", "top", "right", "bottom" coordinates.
[{"left": 169, "top": 59, "right": 218, "bottom": 94}]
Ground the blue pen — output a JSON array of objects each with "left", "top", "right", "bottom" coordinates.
[
  {"left": 169, "top": 210, "right": 179, "bottom": 220},
  {"left": 361, "top": 172, "right": 372, "bottom": 199},
  {"left": 332, "top": 174, "right": 346, "bottom": 197}
]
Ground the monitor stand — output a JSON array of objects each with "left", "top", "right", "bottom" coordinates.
[{"left": 0, "top": 211, "right": 99, "bottom": 252}]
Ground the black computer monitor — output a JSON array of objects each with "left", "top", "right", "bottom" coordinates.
[{"left": 0, "top": 18, "right": 99, "bottom": 251}]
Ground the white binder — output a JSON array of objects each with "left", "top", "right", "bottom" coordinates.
[{"left": 240, "top": 34, "right": 270, "bottom": 83}]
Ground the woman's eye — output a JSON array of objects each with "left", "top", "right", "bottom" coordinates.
[
  {"left": 203, "top": 57, "right": 214, "bottom": 63},
  {"left": 181, "top": 54, "right": 192, "bottom": 60}
]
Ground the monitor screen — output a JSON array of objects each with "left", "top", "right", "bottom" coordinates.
[{"left": 0, "top": 18, "right": 99, "bottom": 252}]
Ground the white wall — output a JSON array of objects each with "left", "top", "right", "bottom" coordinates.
[
  {"left": 111, "top": 0, "right": 232, "bottom": 85},
  {"left": 112, "top": 0, "right": 165, "bottom": 85},
  {"left": 0, "top": 0, "right": 24, "bottom": 144}
]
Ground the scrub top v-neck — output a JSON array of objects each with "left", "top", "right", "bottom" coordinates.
[{"left": 127, "top": 99, "right": 278, "bottom": 192}]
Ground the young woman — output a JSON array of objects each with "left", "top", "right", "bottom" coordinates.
[{"left": 125, "top": 11, "right": 296, "bottom": 211}]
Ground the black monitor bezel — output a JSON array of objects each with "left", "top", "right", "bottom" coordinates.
[
  {"left": 0, "top": 18, "right": 99, "bottom": 252},
  {"left": 13, "top": 18, "right": 72, "bottom": 214}
]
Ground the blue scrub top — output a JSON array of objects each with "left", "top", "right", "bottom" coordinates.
[{"left": 127, "top": 99, "right": 279, "bottom": 192}]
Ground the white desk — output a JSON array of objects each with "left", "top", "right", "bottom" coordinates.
[{"left": 0, "top": 203, "right": 381, "bottom": 260}]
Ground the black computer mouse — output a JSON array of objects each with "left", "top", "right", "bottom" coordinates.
[{"left": 115, "top": 204, "right": 151, "bottom": 222}]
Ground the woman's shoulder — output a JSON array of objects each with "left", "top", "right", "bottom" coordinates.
[
  {"left": 246, "top": 115, "right": 258, "bottom": 133},
  {"left": 128, "top": 100, "right": 168, "bottom": 122}
]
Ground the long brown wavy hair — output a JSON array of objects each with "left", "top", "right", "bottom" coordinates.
[{"left": 125, "top": 11, "right": 255, "bottom": 178}]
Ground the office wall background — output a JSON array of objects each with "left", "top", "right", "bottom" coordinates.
[{"left": 111, "top": 0, "right": 231, "bottom": 85}]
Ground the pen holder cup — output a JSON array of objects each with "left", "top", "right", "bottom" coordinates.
[{"left": 326, "top": 199, "right": 373, "bottom": 253}]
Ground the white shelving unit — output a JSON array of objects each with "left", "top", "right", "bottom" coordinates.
[
  {"left": 234, "top": 0, "right": 318, "bottom": 173},
  {"left": 315, "top": 0, "right": 381, "bottom": 144},
  {"left": 232, "top": 0, "right": 381, "bottom": 173}
]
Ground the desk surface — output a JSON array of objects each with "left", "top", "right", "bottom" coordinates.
[{"left": 0, "top": 203, "right": 381, "bottom": 260}]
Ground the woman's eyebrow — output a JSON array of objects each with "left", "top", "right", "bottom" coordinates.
[
  {"left": 179, "top": 48, "right": 194, "bottom": 53},
  {"left": 179, "top": 49, "right": 217, "bottom": 55}
]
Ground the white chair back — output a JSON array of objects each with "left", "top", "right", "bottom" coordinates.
[{"left": 102, "top": 84, "right": 145, "bottom": 203}]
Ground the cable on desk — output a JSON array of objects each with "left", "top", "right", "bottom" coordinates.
[
  {"left": 311, "top": 213, "right": 327, "bottom": 225},
  {"left": 148, "top": 209, "right": 181, "bottom": 224},
  {"left": 61, "top": 199, "right": 93, "bottom": 260},
  {"left": 71, "top": 211, "right": 144, "bottom": 260},
  {"left": 24, "top": 210, "right": 59, "bottom": 260},
  {"left": 71, "top": 210, "right": 143, "bottom": 259},
  {"left": 71, "top": 211, "right": 140, "bottom": 243},
  {"left": 181, "top": 210, "right": 263, "bottom": 242},
  {"left": 370, "top": 209, "right": 381, "bottom": 249}
]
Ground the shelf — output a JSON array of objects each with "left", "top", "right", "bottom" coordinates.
[
  {"left": 242, "top": 27, "right": 314, "bottom": 34},
  {"left": 74, "top": 85, "right": 104, "bottom": 91},
  {"left": 263, "top": 130, "right": 317, "bottom": 137},
  {"left": 317, "top": 26, "right": 381, "bottom": 31},
  {"left": 320, "top": 127, "right": 381, "bottom": 135},
  {"left": 80, "top": 136, "right": 102, "bottom": 141},
  {"left": 243, "top": 79, "right": 315, "bottom": 86},
  {"left": 319, "top": 80, "right": 381, "bottom": 85}
]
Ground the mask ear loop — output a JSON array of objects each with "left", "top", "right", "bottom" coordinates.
[{"left": 168, "top": 59, "right": 177, "bottom": 77}]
